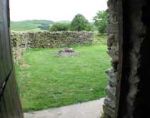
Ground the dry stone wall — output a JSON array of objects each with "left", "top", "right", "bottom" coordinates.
[
  {"left": 11, "top": 31, "right": 93, "bottom": 48},
  {"left": 11, "top": 32, "right": 28, "bottom": 62},
  {"left": 11, "top": 31, "right": 93, "bottom": 62}
]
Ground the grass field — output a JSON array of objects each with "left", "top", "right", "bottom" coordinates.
[
  {"left": 11, "top": 20, "right": 53, "bottom": 31},
  {"left": 15, "top": 44, "right": 110, "bottom": 111}
]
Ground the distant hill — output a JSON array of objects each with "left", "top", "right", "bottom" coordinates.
[{"left": 11, "top": 20, "right": 54, "bottom": 32}]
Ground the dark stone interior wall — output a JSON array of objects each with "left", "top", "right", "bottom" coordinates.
[
  {"left": 118, "top": 0, "right": 146, "bottom": 117},
  {"left": 132, "top": 0, "right": 150, "bottom": 117},
  {"left": 103, "top": 0, "right": 150, "bottom": 118}
]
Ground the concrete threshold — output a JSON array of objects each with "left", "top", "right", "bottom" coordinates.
[{"left": 24, "top": 98, "right": 104, "bottom": 118}]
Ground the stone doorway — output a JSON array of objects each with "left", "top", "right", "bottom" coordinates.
[
  {"left": 1, "top": 0, "right": 150, "bottom": 118},
  {"left": 9, "top": 0, "right": 111, "bottom": 118}
]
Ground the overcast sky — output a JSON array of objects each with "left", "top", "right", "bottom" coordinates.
[{"left": 10, "top": 0, "right": 107, "bottom": 22}]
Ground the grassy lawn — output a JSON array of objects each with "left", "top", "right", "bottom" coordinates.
[{"left": 15, "top": 44, "right": 110, "bottom": 112}]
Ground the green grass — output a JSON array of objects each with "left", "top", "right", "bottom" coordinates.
[
  {"left": 93, "top": 33, "right": 107, "bottom": 45},
  {"left": 15, "top": 44, "right": 110, "bottom": 112},
  {"left": 11, "top": 20, "right": 53, "bottom": 31}
]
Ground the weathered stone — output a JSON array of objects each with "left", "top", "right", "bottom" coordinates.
[
  {"left": 11, "top": 31, "right": 94, "bottom": 62},
  {"left": 103, "top": 103, "right": 115, "bottom": 118},
  {"left": 102, "top": 0, "right": 119, "bottom": 117},
  {"left": 106, "top": 68, "right": 117, "bottom": 86},
  {"left": 104, "top": 97, "right": 116, "bottom": 109},
  {"left": 106, "top": 85, "right": 116, "bottom": 100},
  {"left": 107, "top": 34, "right": 115, "bottom": 48}
]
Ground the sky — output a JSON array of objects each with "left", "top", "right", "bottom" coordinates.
[{"left": 10, "top": 0, "right": 107, "bottom": 22}]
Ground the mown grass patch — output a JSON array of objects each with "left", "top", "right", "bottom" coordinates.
[{"left": 15, "top": 44, "right": 110, "bottom": 111}]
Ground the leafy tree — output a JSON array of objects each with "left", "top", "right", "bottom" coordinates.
[
  {"left": 70, "top": 14, "right": 92, "bottom": 31},
  {"left": 93, "top": 11, "right": 108, "bottom": 33},
  {"left": 49, "top": 22, "right": 70, "bottom": 31}
]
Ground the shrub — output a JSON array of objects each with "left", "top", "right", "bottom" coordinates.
[
  {"left": 93, "top": 11, "right": 108, "bottom": 34},
  {"left": 49, "top": 22, "right": 70, "bottom": 31},
  {"left": 70, "top": 14, "right": 92, "bottom": 31}
]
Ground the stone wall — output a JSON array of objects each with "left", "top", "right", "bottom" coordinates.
[
  {"left": 11, "top": 31, "right": 93, "bottom": 62},
  {"left": 102, "top": 0, "right": 119, "bottom": 117},
  {"left": 11, "top": 31, "right": 93, "bottom": 48},
  {"left": 11, "top": 32, "right": 28, "bottom": 62}
]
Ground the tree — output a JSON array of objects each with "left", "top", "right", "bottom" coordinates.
[
  {"left": 93, "top": 11, "right": 108, "bottom": 33},
  {"left": 49, "top": 22, "right": 70, "bottom": 31},
  {"left": 70, "top": 14, "right": 92, "bottom": 31}
]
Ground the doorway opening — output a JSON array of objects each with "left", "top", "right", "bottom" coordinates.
[{"left": 9, "top": 0, "right": 113, "bottom": 117}]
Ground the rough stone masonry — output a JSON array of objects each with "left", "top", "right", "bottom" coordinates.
[{"left": 102, "top": 0, "right": 119, "bottom": 117}]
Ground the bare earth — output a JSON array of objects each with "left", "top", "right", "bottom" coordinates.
[{"left": 24, "top": 98, "right": 104, "bottom": 118}]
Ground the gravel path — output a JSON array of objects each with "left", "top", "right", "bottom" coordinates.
[{"left": 24, "top": 98, "right": 104, "bottom": 118}]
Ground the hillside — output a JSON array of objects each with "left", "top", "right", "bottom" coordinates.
[{"left": 11, "top": 20, "right": 54, "bottom": 31}]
